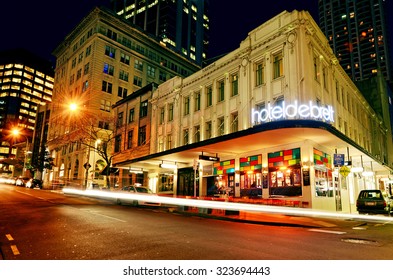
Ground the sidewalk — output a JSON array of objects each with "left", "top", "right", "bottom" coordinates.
[{"left": 170, "top": 206, "right": 344, "bottom": 228}]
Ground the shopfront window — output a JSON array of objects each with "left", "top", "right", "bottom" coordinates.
[
  {"left": 313, "top": 148, "right": 333, "bottom": 197},
  {"left": 239, "top": 155, "right": 263, "bottom": 198},
  {"left": 268, "top": 148, "right": 302, "bottom": 196},
  {"left": 214, "top": 159, "right": 235, "bottom": 196},
  {"left": 158, "top": 173, "right": 174, "bottom": 193}
]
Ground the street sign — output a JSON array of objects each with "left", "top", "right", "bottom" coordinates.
[
  {"left": 339, "top": 165, "right": 350, "bottom": 177},
  {"left": 334, "top": 154, "right": 345, "bottom": 166},
  {"left": 83, "top": 162, "right": 91, "bottom": 170},
  {"left": 199, "top": 155, "right": 220, "bottom": 161}
]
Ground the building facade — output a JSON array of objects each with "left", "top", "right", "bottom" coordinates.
[
  {"left": 47, "top": 7, "right": 200, "bottom": 188},
  {"left": 113, "top": 10, "right": 393, "bottom": 212},
  {"left": 0, "top": 49, "right": 54, "bottom": 176},
  {"left": 110, "top": 0, "right": 210, "bottom": 66}
]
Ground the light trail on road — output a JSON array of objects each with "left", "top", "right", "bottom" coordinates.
[{"left": 62, "top": 188, "right": 393, "bottom": 223}]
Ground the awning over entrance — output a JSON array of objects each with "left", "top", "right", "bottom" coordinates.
[{"left": 113, "top": 120, "right": 392, "bottom": 175}]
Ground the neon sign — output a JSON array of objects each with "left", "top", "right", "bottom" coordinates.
[{"left": 252, "top": 101, "right": 334, "bottom": 124}]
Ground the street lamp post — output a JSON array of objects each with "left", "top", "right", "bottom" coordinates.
[{"left": 11, "top": 128, "right": 29, "bottom": 177}]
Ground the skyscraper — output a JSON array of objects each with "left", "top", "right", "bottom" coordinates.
[
  {"left": 0, "top": 49, "right": 54, "bottom": 164},
  {"left": 110, "top": 0, "right": 210, "bottom": 66},
  {"left": 318, "top": 0, "right": 392, "bottom": 83},
  {"left": 319, "top": 0, "right": 393, "bottom": 165}
]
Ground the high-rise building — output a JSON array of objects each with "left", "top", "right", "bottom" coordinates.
[
  {"left": 110, "top": 0, "right": 210, "bottom": 66},
  {"left": 47, "top": 6, "right": 200, "bottom": 187},
  {"left": 319, "top": 0, "right": 393, "bottom": 168},
  {"left": 318, "top": 0, "right": 392, "bottom": 83},
  {"left": 0, "top": 49, "right": 54, "bottom": 174}
]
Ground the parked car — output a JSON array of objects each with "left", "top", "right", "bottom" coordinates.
[
  {"left": 356, "top": 189, "right": 393, "bottom": 215},
  {"left": 25, "top": 178, "right": 43, "bottom": 189},
  {"left": 117, "top": 185, "right": 161, "bottom": 207},
  {"left": 15, "top": 177, "right": 31, "bottom": 187}
]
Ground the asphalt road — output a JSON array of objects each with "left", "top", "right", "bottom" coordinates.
[{"left": 1, "top": 184, "right": 393, "bottom": 260}]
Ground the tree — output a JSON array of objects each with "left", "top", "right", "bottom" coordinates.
[{"left": 48, "top": 110, "right": 119, "bottom": 188}]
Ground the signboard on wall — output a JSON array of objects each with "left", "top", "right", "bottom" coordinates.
[{"left": 334, "top": 154, "right": 345, "bottom": 166}]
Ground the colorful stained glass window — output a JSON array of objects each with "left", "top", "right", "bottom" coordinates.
[
  {"left": 214, "top": 159, "right": 235, "bottom": 175},
  {"left": 268, "top": 148, "right": 301, "bottom": 167},
  {"left": 239, "top": 155, "right": 262, "bottom": 172}
]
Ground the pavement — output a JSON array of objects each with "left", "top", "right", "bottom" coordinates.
[{"left": 168, "top": 206, "right": 362, "bottom": 228}]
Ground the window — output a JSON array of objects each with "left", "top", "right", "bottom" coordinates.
[
  {"left": 78, "top": 52, "right": 83, "bottom": 64},
  {"left": 105, "top": 46, "right": 116, "bottom": 59},
  {"left": 82, "top": 80, "right": 89, "bottom": 92},
  {"left": 168, "top": 103, "right": 174, "bottom": 121},
  {"left": 273, "top": 52, "right": 283, "bottom": 79},
  {"left": 206, "top": 121, "right": 212, "bottom": 139},
  {"left": 256, "top": 62, "right": 264, "bottom": 86},
  {"left": 114, "top": 135, "right": 121, "bottom": 153},
  {"left": 119, "top": 70, "right": 129, "bottom": 81},
  {"left": 83, "top": 63, "right": 89, "bottom": 75},
  {"left": 194, "top": 91, "right": 201, "bottom": 111},
  {"left": 147, "top": 65, "right": 156, "bottom": 78},
  {"left": 231, "top": 112, "right": 238, "bottom": 133},
  {"left": 183, "top": 128, "right": 189, "bottom": 145},
  {"left": 98, "top": 121, "right": 110, "bottom": 129},
  {"left": 184, "top": 96, "right": 190, "bottom": 115},
  {"left": 85, "top": 45, "right": 91, "bottom": 56},
  {"left": 138, "top": 126, "right": 146, "bottom": 145},
  {"left": 106, "top": 29, "right": 117, "bottom": 41},
  {"left": 159, "top": 107, "right": 165, "bottom": 124},
  {"left": 102, "top": 81, "right": 112, "bottom": 94},
  {"left": 76, "top": 69, "right": 82, "bottom": 80},
  {"left": 218, "top": 117, "right": 225, "bottom": 136},
  {"left": 194, "top": 125, "right": 200, "bottom": 142},
  {"left": 118, "top": 86, "right": 127, "bottom": 98},
  {"left": 103, "top": 63, "right": 114, "bottom": 75},
  {"left": 231, "top": 73, "right": 238, "bottom": 96},
  {"left": 128, "top": 108, "right": 135, "bottom": 123},
  {"left": 127, "top": 130, "right": 133, "bottom": 149},
  {"left": 134, "top": 59, "right": 143, "bottom": 71},
  {"left": 159, "top": 71, "right": 167, "bottom": 82},
  {"left": 100, "top": 99, "right": 111, "bottom": 112},
  {"left": 120, "top": 52, "right": 130, "bottom": 65},
  {"left": 167, "top": 134, "right": 172, "bottom": 149},
  {"left": 133, "top": 76, "right": 142, "bottom": 87},
  {"left": 140, "top": 100, "right": 148, "bottom": 117},
  {"left": 322, "top": 67, "right": 327, "bottom": 89},
  {"left": 218, "top": 80, "right": 225, "bottom": 102},
  {"left": 117, "top": 112, "right": 123, "bottom": 127},
  {"left": 206, "top": 86, "right": 212, "bottom": 107}
]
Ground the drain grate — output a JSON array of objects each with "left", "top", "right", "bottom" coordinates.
[{"left": 341, "top": 238, "right": 379, "bottom": 246}]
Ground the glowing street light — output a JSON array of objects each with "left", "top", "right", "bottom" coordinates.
[{"left": 11, "top": 128, "right": 30, "bottom": 177}]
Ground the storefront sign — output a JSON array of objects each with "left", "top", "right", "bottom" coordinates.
[{"left": 252, "top": 101, "right": 334, "bottom": 124}]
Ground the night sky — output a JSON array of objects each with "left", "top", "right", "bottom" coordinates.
[{"left": 0, "top": 0, "right": 391, "bottom": 66}]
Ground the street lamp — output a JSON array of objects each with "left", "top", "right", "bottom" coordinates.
[{"left": 11, "top": 128, "right": 29, "bottom": 177}]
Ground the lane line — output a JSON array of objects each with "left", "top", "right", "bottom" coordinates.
[
  {"left": 10, "top": 245, "right": 20, "bottom": 255},
  {"left": 5, "top": 234, "right": 14, "bottom": 241},
  {"left": 308, "top": 229, "right": 346, "bottom": 235}
]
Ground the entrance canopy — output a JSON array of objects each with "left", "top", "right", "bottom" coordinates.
[{"left": 114, "top": 120, "right": 391, "bottom": 175}]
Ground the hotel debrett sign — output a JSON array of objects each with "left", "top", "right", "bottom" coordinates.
[{"left": 251, "top": 101, "right": 334, "bottom": 124}]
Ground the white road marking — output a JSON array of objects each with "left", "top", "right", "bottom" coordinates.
[
  {"left": 308, "top": 229, "right": 346, "bottom": 235},
  {"left": 10, "top": 245, "right": 20, "bottom": 255},
  {"left": 5, "top": 234, "right": 14, "bottom": 241}
]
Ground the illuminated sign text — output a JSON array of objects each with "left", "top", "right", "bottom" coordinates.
[{"left": 252, "top": 101, "right": 334, "bottom": 124}]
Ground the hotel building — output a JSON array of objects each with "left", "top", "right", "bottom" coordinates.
[{"left": 112, "top": 10, "right": 393, "bottom": 212}]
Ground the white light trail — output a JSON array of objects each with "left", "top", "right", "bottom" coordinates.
[{"left": 62, "top": 188, "right": 393, "bottom": 223}]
